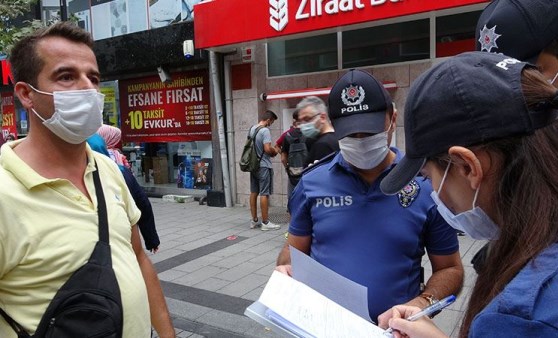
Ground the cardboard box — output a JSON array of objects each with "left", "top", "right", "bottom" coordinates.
[{"left": 152, "top": 156, "right": 168, "bottom": 184}]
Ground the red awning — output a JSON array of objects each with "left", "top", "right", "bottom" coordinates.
[{"left": 260, "top": 82, "right": 397, "bottom": 101}]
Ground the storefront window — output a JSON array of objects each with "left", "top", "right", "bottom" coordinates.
[
  {"left": 268, "top": 34, "right": 337, "bottom": 77},
  {"left": 436, "top": 11, "right": 482, "bottom": 58},
  {"left": 343, "top": 20, "right": 430, "bottom": 68},
  {"left": 66, "top": 0, "right": 204, "bottom": 40},
  {"left": 67, "top": 0, "right": 92, "bottom": 33},
  {"left": 119, "top": 70, "right": 212, "bottom": 188},
  {"left": 126, "top": 141, "right": 213, "bottom": 190}
]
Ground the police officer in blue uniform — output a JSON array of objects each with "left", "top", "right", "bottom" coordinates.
[{"left": 276, "top": 70, "right": 464, "bottom": 324}]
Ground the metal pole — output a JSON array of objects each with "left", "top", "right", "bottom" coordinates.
[
  {"left": 209, "top": 51, "right": 232, "bottom": 207},
  {"left": 223, "top": 60, "right": 237, "bottom": 204},
  {"left": 60, "top": 0, "right": 68, "bottom": 21}
]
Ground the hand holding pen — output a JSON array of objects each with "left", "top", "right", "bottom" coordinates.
[{"left": 384, "top": 295, "right": 456, "bottom": 336}]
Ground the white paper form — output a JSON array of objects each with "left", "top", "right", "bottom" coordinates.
[
  {"left": 258, "top": 271, "right": 390, "bottom": 338},
  {"left": 290, "top": 246, "right": 371, "bottom": 322}
]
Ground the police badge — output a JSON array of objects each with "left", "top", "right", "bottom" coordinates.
[
  {"left": 398, "top": 180, "right": 420, "bottom": 208},
  {"left": 478, "top": 24, "right": 501, "bottom": 53},
  {"left": 341, "top": 85, "right": 365, "bottom": 107}
]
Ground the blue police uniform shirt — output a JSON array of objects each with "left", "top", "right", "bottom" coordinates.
[
  {"left": 288, "top": 148, "right": 459, "bottom": 320},
  {"left": 469, "top": 243, "right": 558, "bottom": 337}
]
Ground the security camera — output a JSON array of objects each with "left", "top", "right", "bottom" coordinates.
[
  {"left": 157, "top": 66, "right": 172, "bottom": 84},
  {"left": 183, "top": 40, "right": 194, "bottom": 59}
]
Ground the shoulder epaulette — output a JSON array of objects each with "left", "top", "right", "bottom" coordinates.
[{"left": 301, "top": 151, "right": 337, "bottom": 175}]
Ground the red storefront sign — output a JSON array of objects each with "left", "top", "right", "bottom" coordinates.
[
  {"left": 194, "top": 0, "right": 488, "bottom": 49},
  {"left": 119, "top": 70, "right": 211, "bottom": 143},
  {"left": 1, "top": 59, "right": 15, "bottom": 86},
  {"left": 1, "top": 92, "right": 17, "bottom": 140}
]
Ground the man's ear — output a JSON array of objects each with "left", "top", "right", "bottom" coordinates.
[
  {"left": 14, "top": 82, "right": 33, "bottom": 109},
  {"left": 389, "top": 109, "right": 397, "bottom": 131},
  {"left": 448, "top": 146, "right": 483, "bottom": 190}
]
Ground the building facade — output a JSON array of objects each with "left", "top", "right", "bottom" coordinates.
[
  {"left": 1, "top": 1, "right": 493, "bottom": 207},
  {"left": 1, "top": 0, "right": 223, "bottom": 199},
  {"left": 194, "top": 0, "right": 490, "bottom": 207}
]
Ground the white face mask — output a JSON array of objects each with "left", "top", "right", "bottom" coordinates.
[
  {"left": 339, "top": 131, "right": 389, "bottom": 170},
  {"left": 430, "top": 161, "right": 500, "bottom": 240},
  {"left": 29, "top": 84, "right": 104, "bottom": 144}
]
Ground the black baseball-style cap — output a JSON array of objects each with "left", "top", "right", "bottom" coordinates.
[
  {"left": 328, "top": 70, "right": 392, "bottom": 139},
  {"left": 380, "top": 52, "right": 556, "bottom": 195},
  {"left": 475, "top": 0, "right": 558, "bottom": 62}
]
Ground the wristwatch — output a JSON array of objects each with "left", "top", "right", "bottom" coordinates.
[
  {"left": 419, "top": 293, "right": 438, "bottom": 305},
  {"left": 419, "top": 293, "right": 441, "bottom": 318}
]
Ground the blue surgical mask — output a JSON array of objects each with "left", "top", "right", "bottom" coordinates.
[
  {"left": 430, "top": 161, "right": 500, "bottom": 240},
  {"left": 299, "top": 120, "right": 320, "bottom": 138}
]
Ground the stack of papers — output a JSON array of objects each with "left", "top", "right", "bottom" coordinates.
[{"left": 245, "top": 247, "right": 391, "bottom": 338}]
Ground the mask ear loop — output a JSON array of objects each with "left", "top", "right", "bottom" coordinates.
[
  {"left": 472, "top": 183, "right": 482, "bottom": 209},
  {"left": 386, "top": 121, "right": 393, "bottom": 133},
  {"left": 27, "top": 83, "right": 53, "bottom": 122},
  {"left": 31, "top": 108, "right": 48, "bottom": 123},
  {"left": 437, "top": 160, "right": 452, "bottom": 195},
  {"left": 27, "top": 83, "right": 53, "bottom": 96}
]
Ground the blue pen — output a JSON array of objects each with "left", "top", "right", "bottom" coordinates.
[{"left": 384, "top": 295, "right": 456, "bottom": 335}]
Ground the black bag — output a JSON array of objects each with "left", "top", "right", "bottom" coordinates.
[
  {"left": 285, "top": 129, "right": 308, "bottom": 185},
  {"left": 239, "top": 126, "right": 264, "bottom": 173},
  {"left": 0, "top": 163, "right": 124, "bottom": 338},
  {"left": 471, "top": 243, "right": 490, "bottom": 274}
]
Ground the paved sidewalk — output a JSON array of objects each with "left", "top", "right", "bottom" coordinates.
[{"left": 148, "top": 198, "right": 483, "bottom": 338}]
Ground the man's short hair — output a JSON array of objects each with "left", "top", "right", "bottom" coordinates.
[
  {"left": 9, "top": 21, "right": 94, "bottom": 86},
  {"left": 262, "top": 110, "right": 278, "bottom": 121},
  {"left": 296, "top": 96, "right": 327, "bottom": 116}
]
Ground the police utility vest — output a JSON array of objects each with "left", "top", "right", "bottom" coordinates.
[{"left": 0, "top": 163, "right": 124, "bottom": 338}]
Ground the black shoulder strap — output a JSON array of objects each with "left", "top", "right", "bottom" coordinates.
[
  {"left": 92, "top": 161, "right": 109, "bottom": 244},
  {"left": 285, "top": 130, "right": 293, "bottom": 142},
  {"left": 0, "top": 162, "right": 110, "bottom": 336},
  {"left": 250, "top": 125, "right": 264, "bottom": 140},
  {"left": 252, "top": 126, "right": 265, "bottom": 160},
  {"left": 0, "top": 308, "right": 28, "bottom": 337},
  {"left": 287, "top": 128, "right": 305, "bottom": 144}
]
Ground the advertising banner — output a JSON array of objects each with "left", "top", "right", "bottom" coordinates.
[
  {"left": 100, "top": 81, "right": 119, "bottom": 126},
  {"left": 1, "top": 59, "right": 14, "bottom": 86},
  {"left": 1, "top": 92, "right": 17, "bottom": 140},
  {"left": 194, "top": 0, "right": 489, "bottom": 49},
  {"left": 119, "top": 70, "right": 211, "bottom": 143}
]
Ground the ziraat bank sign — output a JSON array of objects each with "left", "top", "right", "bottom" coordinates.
[
  {"left": 194, "top": 0, "right": 489, "bottom": 49},
  {"left": 271, "top": 0, "right": 401, "bottom": 32}
]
